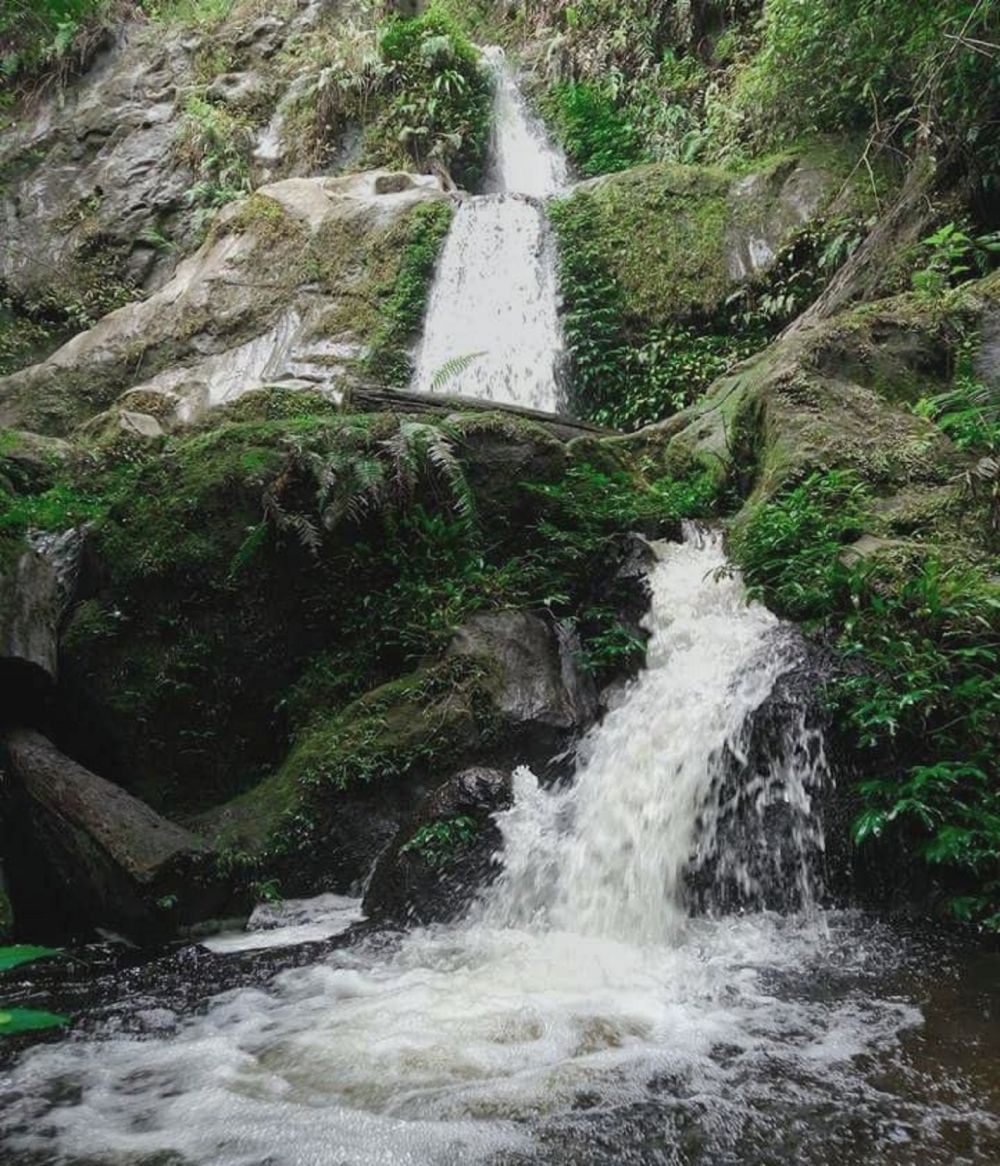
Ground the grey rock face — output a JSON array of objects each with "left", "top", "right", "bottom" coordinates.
[
  {"left": 450, "top": 610, "right": 598, "bottom": 732},
  {"left": 726, "top": 156, "right": 848, "bottom": 282},
  {"left": 0, "top": 28, "right": 197, "bottom": 308},
  {"left": 0, "top": 171, "right": 449, "bottom": 434},
  {"left": 363, "top": 766, "right": 513, "bottom": 924}
]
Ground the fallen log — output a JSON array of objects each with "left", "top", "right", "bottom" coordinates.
[
  {"left": 1, "top": 729, "right": 246, "bottom": 942},
  {"left": 344, "top": 385, "right": 612, "bottom": 442}
]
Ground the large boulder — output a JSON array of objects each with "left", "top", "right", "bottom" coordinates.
[
  {"left": 1, "top": 729, "right": 244, "bottom": 942},
  {"left": 0, "top": 529, "right": 82, "bottom": 715},
  {"left": 193, "top": 604, "right": 599, "bottom": 899},
  {"left": 685, "top": 628, "right": 845, "bottom": 913},
  {"left": 449, "top": 609, "right": 598, "bottom": 739},
  {"left": 560, "top": 143, "right": 880, "bottom": 330},
  {"left": 363, "top": 766, "right": 513, "bottom": 924},
  {"left": 0, "top": 172, "right": 451, "bottom": 435}
]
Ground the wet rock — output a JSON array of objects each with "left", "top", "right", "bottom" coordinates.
[
  {"left": 0, "top": 172, "right": 449, "bottom": 435},
  {"left": 363, "top": 767, "right": 513, "bottom": 924},
  {"left": 565, "top": 144, "right": 876, "bottom": 331},
  {"left": 80, "top": 408, "right": 165, "bottom": 443},
  {"left": 685, "top": 628, "right": 843, "bottom": 913},
  {"left": 206, "top": 70, "right": 271, "bottom": 108},
  {"left": 1, "top": 729, "right": 244, "bottom": 943},
  {"left": 726, "top": 154, "right": 850, "bottom": 281},
  {"left": 449, "top": 610, "right": 598, "bottom": 734},
  {"left": 0, "top": 28, "right": 197, "bottom": 310}
]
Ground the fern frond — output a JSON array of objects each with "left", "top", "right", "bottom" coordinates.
[{"left": 429, "top": 351, "right": 486, "bottom": 392}]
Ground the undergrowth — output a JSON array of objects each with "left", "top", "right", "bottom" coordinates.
[{"left": 732, "top": 469, "right": 1000, "bottom": 928}]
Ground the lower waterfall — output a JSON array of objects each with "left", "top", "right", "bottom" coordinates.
[{"left": 5, "top": 530, "right": 994, "bottom": 1166}]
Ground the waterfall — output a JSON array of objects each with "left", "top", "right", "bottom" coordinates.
[
  {"left": 482, "top": 526, "right": 826, "bottom": 942},
  {"left": 412, "top": 48, "right": 567, "bottom": 412},
  {"left": 3, "top": 529, "right": 943, "bottom": 1166},
  {"left": 4, "top": 60, "right": 991, "bottom": 1166}
]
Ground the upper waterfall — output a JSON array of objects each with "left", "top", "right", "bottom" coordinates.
[
  {"left": 412, "top": 48, "right": 567, "bottom": 413},
  {"left": 481, "top": 46, "right": 568, "bottom": 197}
]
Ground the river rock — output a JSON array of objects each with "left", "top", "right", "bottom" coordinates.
[
  {"left": 684, "top": 628, "right": 843, "bottom": 913},
  {"left": 449, "top": 610, "right": 598, "bottom": 735},
  {"left": 363, "top": 766, "right": 513, "bottom": 924},
  {"left": 1, "top": 729, "right": 244, "bottom": 942}
]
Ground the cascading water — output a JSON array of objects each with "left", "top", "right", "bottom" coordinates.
[
  {"left": 483, "top": 526, "right": 826, "bottom": 944},
  {"left": 5, "top": 529, "right": 996, "bottom": 1166},
  {"left": 3, "top": 58, "right": 999, "bottom": 1166},
  {"left": 412, "top": 48, "right": 567, "bottom": 412}
]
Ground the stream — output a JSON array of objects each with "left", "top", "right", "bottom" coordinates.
[{"left": 0, "top": 47, "right": 997, "bottom": 1166}]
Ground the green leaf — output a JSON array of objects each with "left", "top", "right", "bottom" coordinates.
[
  {"left": 0, "top": 1007, "right": 69, "bottom": 1035},
  {"left": 0, "top": 945, "right": 62, "bottom": 973}
]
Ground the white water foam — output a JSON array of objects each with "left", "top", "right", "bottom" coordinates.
[
  {"left": 413, "top": 48, "right": 566, "bottom": 412},
  {"left": 200, "top": 894, "right": 363, "bottom": 954}
]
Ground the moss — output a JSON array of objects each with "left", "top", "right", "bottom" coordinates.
[
  {"left": 209, "top": 193, "right": 306, "bottom": 249},
  {"left": 213, "top": 386, "right": 343, "bottom": 423},
  {"left": 296, "top": 197, "right": 453, "bottom": 386},
  {"left": 198, "top": 655, "right": 501, "bottom": 863},
  {"left": 364, "top": 200, "right": 454, "bottom": 385},
  {"left": 571, "top": 163, "right": 732, "bottom": 324}
]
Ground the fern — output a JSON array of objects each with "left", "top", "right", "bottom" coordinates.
[{"left": 429, "top": 351, "right": 485, "bottom": 392}]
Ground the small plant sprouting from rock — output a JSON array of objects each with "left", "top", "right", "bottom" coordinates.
[{"left": 400, "top": 815, "right": 479, "bottom": 869}]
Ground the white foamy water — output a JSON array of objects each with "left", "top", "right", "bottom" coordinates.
[
  {"left": 200, "top": 893, "right": 363, "bottom": 954},
  {"left": 413, "top": 48, "right": 566, "bottom": 412},
  {"left": 3, "top": 532, "right": 983, "bottom": 1166}
]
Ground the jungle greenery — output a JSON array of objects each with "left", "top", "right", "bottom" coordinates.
[{"left": 732, "top": 470, "right": 1000, "bottom": 928}]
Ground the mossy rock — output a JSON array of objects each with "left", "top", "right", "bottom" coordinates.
[
  {"left": 53, "top": 409, "right": 604, "bottom": 817},
  {"left": 565, "top": 161, "right": 733, "bottom": 326},
  {"left": 620, "top": 273, "right": 1000, "bottom": 556},
  {"left": 192, "top": 657, "right": 503, "bottom": 895},
  {"left": 559, "top": 142, "right": 877, "bottom": 330}
]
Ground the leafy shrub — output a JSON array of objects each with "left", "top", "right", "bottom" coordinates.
[
  {"left": 732, "top": 469, "right": 1000, "bottom": 926},
  {"left": 732, "top": 469, "right": 868, "bottom": 621},
  {"left": 369, "top": 8, "right": 492, "bottom": 189},
  {"left": 910, "top": 222, "right": 1000, "bottom": 299},
  {"left": 400, "top": 814, "right": 479, "bottom": 868},
  {"left": 176, "top": 94, "right": 254, "bottom": 226},
  {"left": 0, "top": 0, "right": 103, "bottom": 91},
  {"left": 729, "top": 0, "right": 1000, "bottom": 192},
  {"left": 915, "top": 330, "right": 1000, "bottom": 533},
  {"left": 543, "top": 80, "right": 645, "bottom": 176},
  {"left": 548, "top": 192, "right": 766, "bottom": 429}
]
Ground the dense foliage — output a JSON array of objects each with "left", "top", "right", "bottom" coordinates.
[
  {"left": 733, "top": 471, "right": 1000, "bottom": 927},
  {"left": 733, "top": 0, "right": 1000, "bottom": 201},
  {"left": 541, "top": 80, "right": 645, "bottom": 176},
  {"left": 368, "top": 8, "right": 492, "bottom": 188}
]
